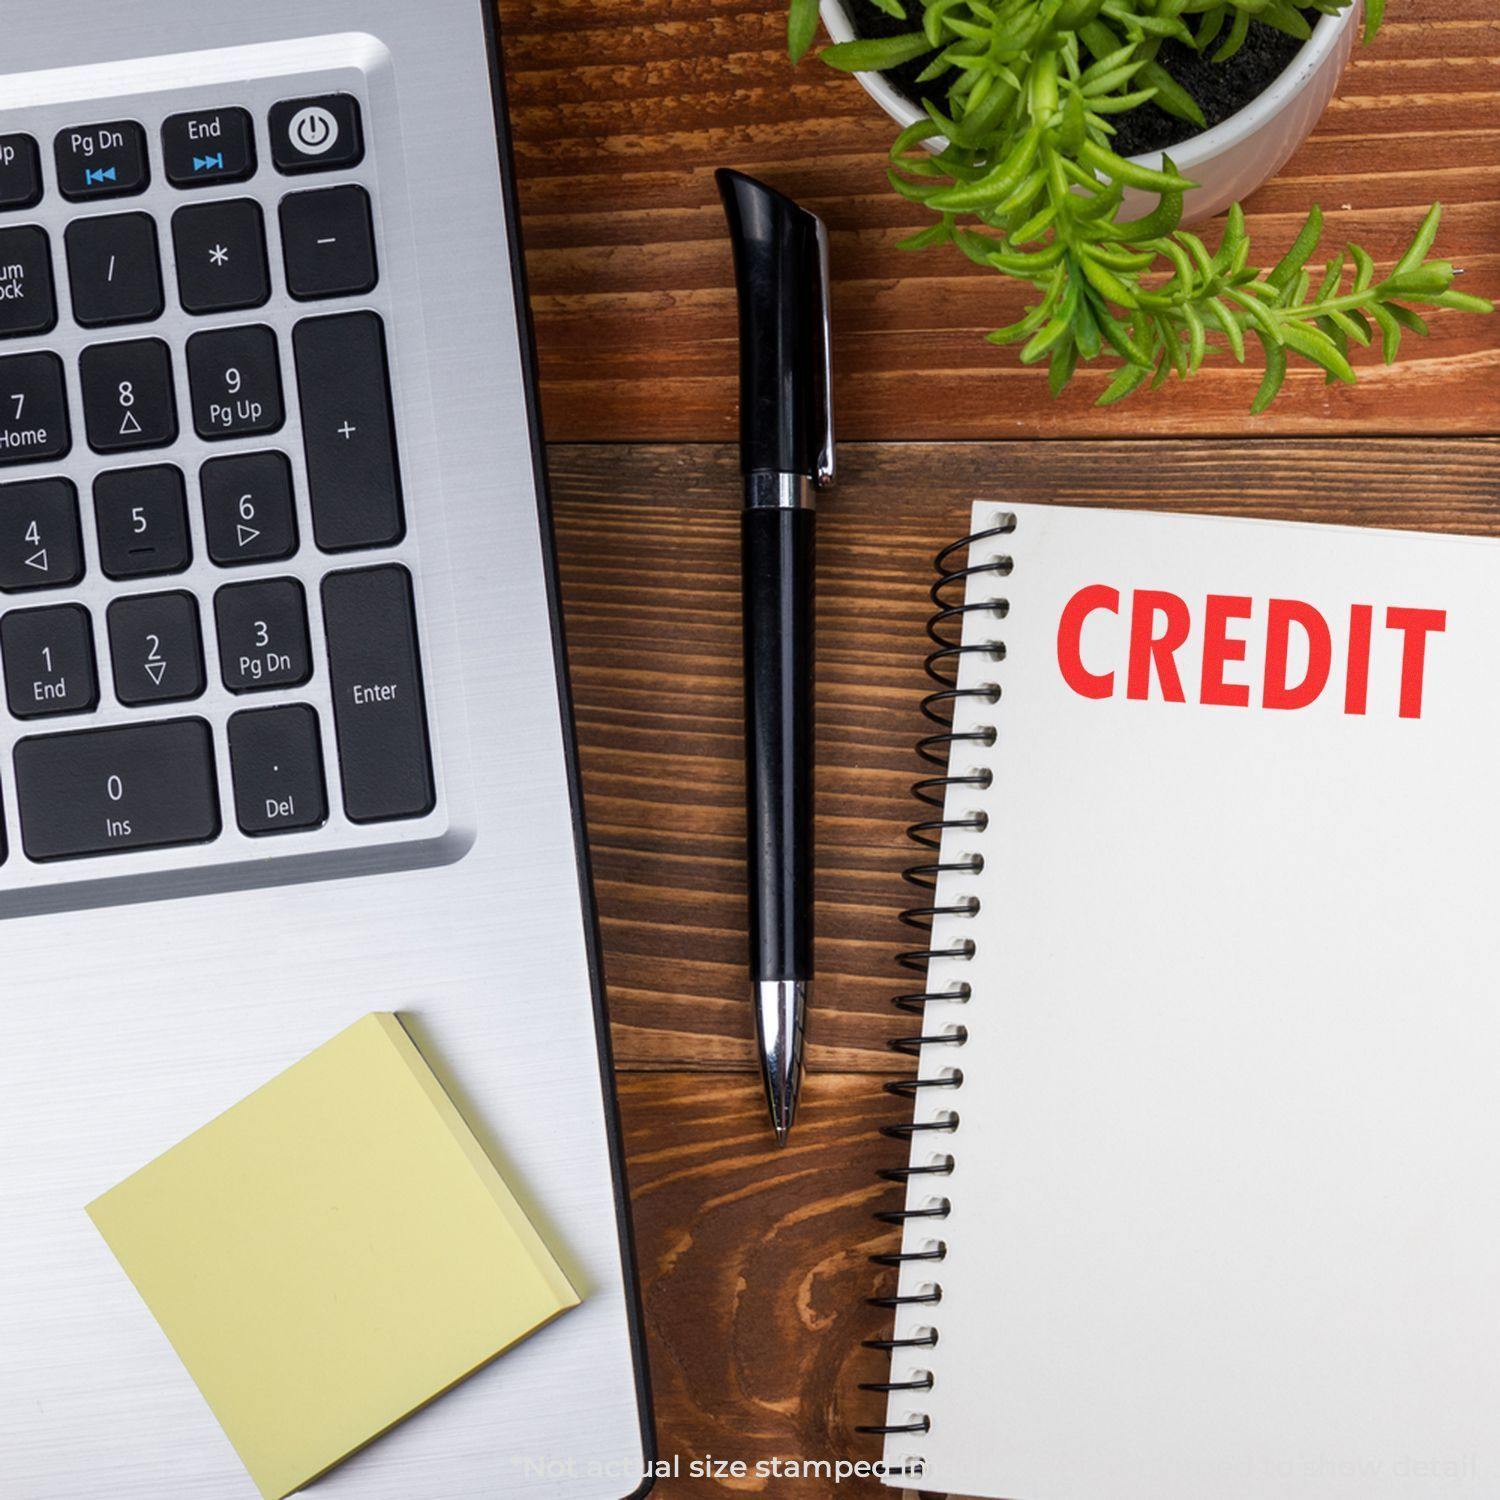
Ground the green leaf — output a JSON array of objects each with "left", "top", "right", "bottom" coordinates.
[
  {"left": 788, "top": 0, "right": 820, "bottom": 62},
  {"left": 1021, "top": 313, "right": 1075, "bottom": 365},
  {"left": 821, "top": 32, "right": 934, "bottom": 71},
  {"left": 1213, "top": 8, "right": 1251, "bottom": 62},
  {"left": 1261, "top": 0, "right": 1314, "bottom": 42},
  {"left": 1368, "top": 303, "right": 1402, "bottom": 363},
  {"left": 1364, "top": 0, "right": 1386, "bottom": 43},
  {"left": 1384, "top": 305, "right": 1428, "bottom": 334},
  {"left": 1079, "top": 250, "right": 1140, "bottom": 309},
  {"left": 1425, "top": 290, "right": 1495, "bottom": 314},
  {"left": 1268, "top": 206, "right": 1324, "bottom": 291},
  {"left": 1313, "top": 248, "right": 1346, "bottom": 304},
  {"left": 1079, "top": 61, "right": 1150, "bottom": 99},
  {"left": 1183, "top": 304, "right": 1208, "bottom": 372},
  {"left": 952, "top": 227, "right": 1000, "bottom": 266},
  {"left": 924, "top": 129, "right": 1041, "bottom": 211},
  {"left": 1380, "top": 263, "right": 1455, "bottom": 298},
  {"left": 1349, "top": 242, "right": 1376, "bottom": 293},
  {"left": 1206, "top": 296, "right": 1246, "bottom": 363},
  {"left": 1111, "top": 173, "right": 1184, "bottom": 242},
  {"left": 1159, "top": 315, "right": 1189, "bottom": 378},
  {"left": 1226, "top": 287, "right": 1283, "bottom": 341},
  {"left": 1010, "top": 201, "right": 1059, "bottom": 243},
  {"left": 1096, "top": 360, "right": 1152, "bottom": 406},
  {"left": 1213, "top": 204, "right": 1247, "bottom": 274},
  {"left": 1285, "top": 320, "right": 1354, "bottom": 383},
  {"left": 1079, "top": 139, "right": 1197, "bottom": 193},
  {"left": 889, "top": 117, "right": 946, "bottom": 158},
  {"left": 1251, "top": 335, "right": 1289, "bottom": 413},
  {"left": 1177, "top": 231, "right": 1216, "bottom": 282},
  {"left": 1194, "top": 8, "right": 1226, "bottom": 51},
  {"left": 1093, "top": 299, "right": 1153, "bottom": 364},
  {"left": 897, "top": 222, "right": 954, "bottom": 251},
  {"left": 1393, "top": 203, "right": 1443, "bottom": 277},
  {"left": 1074, "top": 293, "right": 1104, "bottom": 358},
  {"left": 1139, "top": 61, "right": 1206, "bottom": 127},
  {"left": 1048, "top": 336, "right": 1080, "bottom": 396},
  {"left": 1081, "top": 40, "right": 1139, "bottom": 85},
  {"left": 867, "top": 0, "right": 907, "bottom": 16}
]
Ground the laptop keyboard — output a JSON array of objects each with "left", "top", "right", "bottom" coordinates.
[{"left": 0, "top": 87, "right": 439, "bottom": 879}]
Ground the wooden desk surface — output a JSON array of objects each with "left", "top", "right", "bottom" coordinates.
[{"left": 499, "top": 1, "right": 1500, "bottom": 1491}]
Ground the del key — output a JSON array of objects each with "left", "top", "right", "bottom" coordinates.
[{"left": 322, "top": 565, "right": 433, "bottom": 823}]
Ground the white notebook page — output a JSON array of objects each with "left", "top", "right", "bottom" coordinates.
[{"left": 881, "top": 502, "right": 1500, "bottom": 1499}]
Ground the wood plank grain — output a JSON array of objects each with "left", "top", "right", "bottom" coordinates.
[
  {"left": 502, "top": 0, "right": 1500, "bottom": 440},
  {"left": 617, "top": 1070, "right": 901, "bottom": 1496},
  {"left": 552, "top": 438, "right": 1500, "bottom": 1073}
]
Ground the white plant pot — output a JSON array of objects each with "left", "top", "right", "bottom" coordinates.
[{"left": 818, "top": 0, "right": 1359, "bottom": 223}]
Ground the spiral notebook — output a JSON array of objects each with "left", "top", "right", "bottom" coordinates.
[{"left": 875, "top": 502, "right": 1500, "bottom": 1500}]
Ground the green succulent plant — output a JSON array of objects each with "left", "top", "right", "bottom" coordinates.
[{"left": 785, "top": 0, "right": 1492, "bottom": 408}]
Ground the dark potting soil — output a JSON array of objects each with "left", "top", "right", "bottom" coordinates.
[{"left": 849, "top": 1, "right": 1307, "bottom": 157}]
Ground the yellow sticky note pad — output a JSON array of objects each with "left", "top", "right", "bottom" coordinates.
[{"left": 87, "top": 1013, "right": 580, "bottom": 1500}]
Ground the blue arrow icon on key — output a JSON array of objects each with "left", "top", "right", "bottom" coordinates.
[
  {"left": 194, "top": 153, "right": 224, "bottom": 172},
  {"left": 85, "top": 166, "right": 118, "bottom": 186}
]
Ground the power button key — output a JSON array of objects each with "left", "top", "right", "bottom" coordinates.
[{"left": 269, "top": 95, "right": 364, "bottom": 176}]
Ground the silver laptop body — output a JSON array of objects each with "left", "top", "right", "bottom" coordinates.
[{"left": 0, "top": 3, "right": 654, "bottom": 1495}]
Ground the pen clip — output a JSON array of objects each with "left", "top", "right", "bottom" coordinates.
[{"left": 813, "top": 217, "right": 836, "bottom": 489}]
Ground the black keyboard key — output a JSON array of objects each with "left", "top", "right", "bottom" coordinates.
[
  {"left": 0, "top": 136, "right": 43, "bottom": 212},
  {"left": 280, "top": 186, "right": 377, "bottom": 301},
  {"left": 0, "top": 352, "right": 69, "bottom": 466},
  {"left": 94, "top": 465, "right": 191, "bottom": 579},
  {"left": 270, "top": 95, "right": 364, "bottom": 176},
  {"left": 80, "top": 338, "right": 177, "bottom": 453},
  {"left": 55, "top": 122, "right": 150, "bottom": 202},
  {"left": 0, "top": 478, "right": 83, "bottom": 593},
  {"left": 14, "top": 718, "right": 219, "bottom": 861},
  {"left": 0, "top": 227, "right": 57, "bottom": 339},
  {"left": 322, "top": 566, "right": 433, "bottom": 823},
  {"left": 187, "top": 324, "right": 283, "bottom": 440},
  {"left": 162, "top": 108, "right": 256, "bottom": 189},
  {"left": 294, "top": 313, "right": 403, "bottom": 551},
  {"left": 2, "top": 603, "right": 98, "bottom": 718},
  {"left": 172, "top": 200, "right": 270, "bottom": 315},
  {"left": 64, "top": 213, "right": 163, "bottom": 329},
  {"left": 215, "top": 577, "right": 311, "bottom": 693},
  {"left": 107, "top": 591, "right": 205, "bottom": 706},
  {"left": 229, "top": 704, "right": 328, "bottom": 835},
  {"left": 201, "top": 451, "right": 298, "bottom": 566}
]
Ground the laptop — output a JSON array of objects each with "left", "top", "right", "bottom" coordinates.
[{"left": 0, "top": 2, "right": 654, "bottom": 1496}]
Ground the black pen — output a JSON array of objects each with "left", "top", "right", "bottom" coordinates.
[{"left": 717, "top": 169, "right": 835, "bottom": 1145}]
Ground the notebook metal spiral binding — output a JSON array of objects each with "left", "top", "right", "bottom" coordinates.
[{"left": 856, "top": 513, "right": 1015, "bottom": 1487}]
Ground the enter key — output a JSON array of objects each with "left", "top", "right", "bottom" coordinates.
[{"left": 322, "top": 564, "right": 434, "bottom": 824}]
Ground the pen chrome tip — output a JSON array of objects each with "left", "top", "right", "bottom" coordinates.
[{"left": 754, "top": 980, "right": 808, "bottom": 1146}]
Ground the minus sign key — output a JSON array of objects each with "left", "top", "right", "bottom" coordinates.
[{"left": 280, "top": 184, "right": 377, "bottom": 301}]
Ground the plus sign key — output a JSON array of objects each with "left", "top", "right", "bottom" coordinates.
[
  {"left": 294, "top": 312, "right": 403, "bottom": 551},
  {"left": 54, "top": 121, "right": 149, "bottom": 202}
]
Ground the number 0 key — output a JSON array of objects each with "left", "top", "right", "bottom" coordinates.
[{"left": 14, "top": 718, "right": 220, "bottom": 861}]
